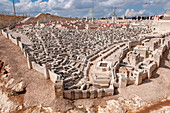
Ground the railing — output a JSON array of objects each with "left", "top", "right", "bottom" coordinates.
[
  {"left": 0, "top": 11, "right": 41, "bottom": 17},
  {"left": 0, "top": 11, "right": 30, "bottom": 17}
]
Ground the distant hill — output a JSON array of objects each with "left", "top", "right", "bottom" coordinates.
[
  {"left": 0, "top": 13, "right": 78, "bottom": 29},
  {"left": 21, "top": 13, "right": 77, "bottom": 24},
  {"left": 0, "top": 14, "right": 27, "bottom": 29}
]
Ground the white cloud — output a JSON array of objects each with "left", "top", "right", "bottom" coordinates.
[
  {"left": 99, "top": 0, "right": 142, "bottom": 8},
  {"left": 0, "top": 0, "right": 169, "bottom": 17},
  {"left": 64, "top": 0, "right": 74, "bottom": 9},
  {"left": 165, "top": 1, "right": 170, "bottom": 12},
  {"left": 124, "top": 9, "right": 152, "bottom": 17},
  {"left": 0, "top": 0, "right": 13, "bottom": 12},
  {"left": 15, "top": 0, "right": 48, "bottom": 14}
]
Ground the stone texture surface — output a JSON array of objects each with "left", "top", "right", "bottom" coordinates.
[
  {"left": 150, "top": 106, "right": 170, "bottom": 113},
  {"left": 98, "top": 96, "right": 147, "bottom": 113},
  {"left": 12, "top": 81, "right": 26, "bottom": 93},
  {"left": 1, "top": 101, "right": 18, "bottom": 113},
  {"left": 0, "top": 89, "right": 9, "bottom": 109}
]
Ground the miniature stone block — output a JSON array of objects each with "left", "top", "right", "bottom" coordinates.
[
  {"left": 16, "top": 37, "right": 21, "bottom": 46},
  {"left": 24, "top": 48, "right": 28, "bottom": 57},
  {"left": 74, "top": 89, "right": 81, "bottom": 99},
  {"left": 128, "top": 41, "right": 132, "bottom": 50},
  {"left": 147, "top": 69, "right": 152, "bottom": 79},
  {"left": 71, "top": 90, "right": 75, "bottom": 100},
  {"left": 3, "top": 32, "right": 9, "bottom": 39},
  {"left": 161, "top": 39, "right": 164, "bottom": 45},
  {"left": 87, "top": 89, "right": 90, "bottom": 98},
  {"left": 63, "top": 90, "right": 72, "bottom": 99},
  {"left": 97, "top": 89, "right": 103, "bottom": 98},
  {"left": 135, "top": 72, "right": 143, "bottom": 85},
  {"left": 8, "top": 34, "right": 12, "bottom": 40},
  {"left": 94, "top": 89, "right": 98, "bottom": 98},
  {"left": 82, "top": 90, "right": 88, "bottom": 99},
  {"left": 104, "top": 88, "right": 114, "bottom": 96},
  {"left": 168, "top": 40, "right": 170, "bottom": 49},
  {"left": 0, "top": 29, "right": 3, "bottom": 34},
  {"left": 27, "top": 54, "right": 33, "bottom": 69},
  {"left": 79, "top": 90, "right": 83, "bottom": 99},
  {"left": 119, "top": 76, "right": 127, "bottom": 88},
  {"left": 19, "top": 41, "right": 24, "bottom": 51},
  {"left": 90, "top": 89, "right": 95, "bottom": 99},
  {"left": 147, "top": 62, "right": 157, "bottom": 79},
  {"left": 54, "top": 80, "right": 63, "bottom": 98},
  {"left": 154, "top": 54, "right": 161, "bottom": 67},
  {"left": 43, "top": 64, "right": 50, "bottom": 79}
]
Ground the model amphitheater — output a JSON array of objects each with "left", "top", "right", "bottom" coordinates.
[{"left": 0, "top": 13, "right": 170, "bottom": 112}]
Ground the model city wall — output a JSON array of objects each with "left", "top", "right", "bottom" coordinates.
[{"left": 1, "top": 29, "right": 170, "bottom": 100}]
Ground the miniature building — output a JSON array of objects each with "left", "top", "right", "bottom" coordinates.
[
  {"left": 119, "top": 75, "right": 127, "bottom": 88},
  {"left": 122, "top": 24, "right": 129, "bottom": 29},
  {"left": 112, "top": 16, "right": 117, "bottom": 23},
  {"left": 56, "top": 24, "right": 62, "bottom": 28},
  {"left": 134, "top": 45, "right": 149, "bottom": 59},
  {"left": 164, "top": 13, "right": 170, "bottom": 17},
  {"left": 144, "top": 40, "right": 159, "bottom": 51},
  {"left": 118, "top": 66, "right": 134, "bottom": 77},
  {"left": 127, "top": 51, "right": 141, "bottom": 67},
  {"left": 96, "top": 61, "right": 112, "bottom": 71},
  {"left": 91, "top": 61, "right": 113, "bottom": 88},
  {"left": 85, "top": 24, "right": 99, "bottom": 29},
  {"left": 86, "top": 16, "right": 88, "bottom": 21},
  {"left": 92, "top": 74, "right": 111, "bottom": 88},
  {"left": 133, "top": 70, "right": 143, "bottom": 85}
]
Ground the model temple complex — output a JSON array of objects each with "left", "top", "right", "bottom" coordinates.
[{"left": 1, "top": 13, "right": 170, "bottom": 100}]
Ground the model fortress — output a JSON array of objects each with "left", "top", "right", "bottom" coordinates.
[{"left": 1, "top": 14, "right": 170, "bottom": 100}]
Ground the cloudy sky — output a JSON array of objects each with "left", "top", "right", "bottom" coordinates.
[{"left": 0, "top": 0, "right": 170, "bottom": 18}]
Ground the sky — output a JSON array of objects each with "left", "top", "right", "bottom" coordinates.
[{"left": 0, "top": 0, "right": 170, "bottom": 18}]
